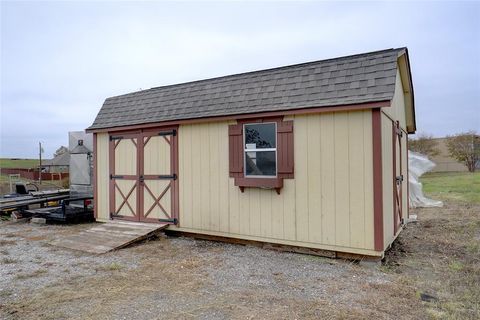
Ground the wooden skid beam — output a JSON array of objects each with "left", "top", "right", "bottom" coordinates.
[{"left": 164, "top": 230, "right": 382, "bottom": 262}]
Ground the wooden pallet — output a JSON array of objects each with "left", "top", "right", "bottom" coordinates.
[{"left": 50, "top": 220, "right": 168, "bottom": 254}]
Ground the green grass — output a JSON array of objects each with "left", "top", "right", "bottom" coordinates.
[
  {"left": 420, "top": 172, "right": 480, "bottom": 204},
  {"left": 0, "top": 158, "right": 39, "bottom": 169}
]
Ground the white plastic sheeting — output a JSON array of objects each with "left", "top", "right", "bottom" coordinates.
[{"left": 409, "top": 151, "right": 443, "bottom": 208}]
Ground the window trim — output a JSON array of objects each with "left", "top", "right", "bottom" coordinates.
[
  {"left": 229, "top": 116, "right": 294, "bottom": 194},
  {"left": 243, "top": 122, "right": 277, "bottom": 178}
]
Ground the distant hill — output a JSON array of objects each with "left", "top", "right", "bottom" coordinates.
[{"left": 0, "top": 158, "right": 40, "bottom": 169}]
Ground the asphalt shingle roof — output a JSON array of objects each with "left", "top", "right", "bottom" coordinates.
[{"left": 88, "top": 48, "right": 405, "bottom": 130}]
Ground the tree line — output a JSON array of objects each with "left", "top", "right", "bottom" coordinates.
[{"left": 409, "top": 131, "right": 479, "bottom": 172}]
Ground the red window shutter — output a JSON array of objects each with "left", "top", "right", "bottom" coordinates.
[
  {"left": 228, "top": 124, "right": 243, "bottom": 177},
  {"left": 277, "top": 120, "right": 294, "bottom": 178}
]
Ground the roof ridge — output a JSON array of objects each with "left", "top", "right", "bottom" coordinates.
[{"left": 107, "top": 47, "right": 405, "bottom": 100}]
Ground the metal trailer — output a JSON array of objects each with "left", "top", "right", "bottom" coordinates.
[{"left": 0, "top": 131, "right": 95, "bottom": 223}]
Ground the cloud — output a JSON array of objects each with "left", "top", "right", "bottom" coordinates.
[{"left": 1, "top": 1, "right": 479, "bottom": 157}]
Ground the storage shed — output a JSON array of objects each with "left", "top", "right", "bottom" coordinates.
[{"left": 87, "top": 48, "right": 416, "bottom": 259}]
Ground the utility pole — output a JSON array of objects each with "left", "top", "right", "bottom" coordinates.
[{"left": 39, "top": 142, "right": 42, "bottom": 185}]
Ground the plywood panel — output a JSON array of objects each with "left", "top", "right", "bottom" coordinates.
[
  {"left": 307, "top": 115, "right": 322, "bottom": 243},
  {"left": 191, "top": 124, "right": 202, "bottom": 229},
  {"left": 179, "top": 125, "right": 193, "bottom": 228},
  {"left": 348, "top": 111, "right": 365, "bottom": 248},
  {"left": 143, "top": 180, "right": 171, "bottom": 220},
  {"left": 228, "top": 177, "right": 240, "bottom": 234},
  {"left": 218, "top": 123, "right": 230, "bottom": 233},
  {"left": 334, "top": 112, "right": 350, "bottom": 247},
  {"left": 363, "top": 111, "right": 375, "bottom": 249},
  {"left": 209, "top": 123, "right": 220, "bottom": 231},
  {"left": 114, "top": 180, "right": 137, "bottom": 217},
  {"left": 320, "top": 113, "right": 336, "bottom": 245},
  {"left": 282, "top": 179, "right": 296, "bottom": 241},
  {"left": 144, "top": 136, "right": 170, "bottom": 175},
  {"left": 96, "top": 133, "right": 110, "bottom": 221},
  {"left": 249, "top": 188, "right": 261, "bottom": 236},
  {"left": 199, "top": 124, "right": 211, "bottom": 230},
  {"left": 238, "top": 187, "right": 250, "bottom": 235},
  {"left": 271, "top": 186, "right": 284, "bottom": 239},
  {"left": 177, "top": 110, "right": 375, "bottom": 252},
  {"left": 115, "top": 139, "right": 137, "bottom": 175},
  {"left": 260, "top": 189, "right": 272, "bottom": 237},
  {"left": 402, "top": 133, "right": 408, "bottom": 219},
  {"left": 382, "top": 114, "right": 394, "bottom": 248},
  {"left": 294, "top": 115, "right": 309, "bottom": 242}
]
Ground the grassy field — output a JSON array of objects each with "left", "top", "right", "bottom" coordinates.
[
  {"left": 0, "top": 158, "right": 39, "bottom": 169},
  {"left": 421, "top": 171, "right": 480, "bottom": 204}
]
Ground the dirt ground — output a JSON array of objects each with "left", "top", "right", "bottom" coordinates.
[{"left": 0, "top": 201, "right": 479, "bottom": 320}]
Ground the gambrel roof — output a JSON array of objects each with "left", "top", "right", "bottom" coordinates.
[{"left": 88, "top": 48, "right": 412, "bottom": 130}]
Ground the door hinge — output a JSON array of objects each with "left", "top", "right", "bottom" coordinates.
[
  {"left": 110, "top": 135, "right": 124, "bottom": 141},
  {"left": 158, "top": 129, "right": 176, "bottom": 137},
  {"left": 159, "top": 218, "right": 178, "bottom": 224},
  {"left": 110, "top": 174, "right": 124, "bottom": 180},
  {"left": 110, "top": 212, "right": 123, "bottom": 219},
  {"left": 158, "top": 174, "right": 177, "bottom": 180},
  {"left": 395, "top": 127, "right": 403, "bottom": 137},
  {"left": 396, "top": 175, "right": 403, "bottom": 185}
]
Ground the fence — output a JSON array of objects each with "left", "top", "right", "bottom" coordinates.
[{"left": 0, "top": 168, "right": 69, "bottom": 181}]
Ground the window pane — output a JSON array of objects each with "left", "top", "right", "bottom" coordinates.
[
  {"left": 245, "top": 151, "right": 276, "bottom": 176},
  {"left": 245, "top": 123, "right": 276, "bottom": 149}
]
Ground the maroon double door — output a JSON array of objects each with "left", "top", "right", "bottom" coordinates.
[{"left": 108, "top": 127, "right": 178, "bottom": 224}]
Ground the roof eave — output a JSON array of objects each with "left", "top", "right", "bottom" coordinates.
[
  {"left": 397, "top": 48, "right": 416, "bottom": 134},
  {"left": 86, "top": 100, "right": 391, "bottom": 133}
]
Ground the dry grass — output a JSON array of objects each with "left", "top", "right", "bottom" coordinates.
[
  {"left": 15, "top": 269, "right": 47, "bottom": 280},
  {"left": 0, "top": 239, "right": 15, "bottom": 246},
  {"left": 1, "top": 171, "right": 478, "bottom": 319},
  {"left": 384, "top": 202, "right": 480, "bottom": 319},
  {"left": 1, "top": 257, "right": 17, "bottom": 264},
  {"left": 95, "top": 262, "right": 124, "bottom": 272}
]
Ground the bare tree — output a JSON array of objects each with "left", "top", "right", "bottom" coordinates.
[
  {"left": 445, "top": 131, "right": 480, "bottom": 172},
  {"left": 409, "top": 133, "right": 439, "bottom": 157}
]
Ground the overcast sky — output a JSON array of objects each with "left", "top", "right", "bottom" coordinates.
[{"left": 1, "top": 1, "right": 479, "bottom": 158}]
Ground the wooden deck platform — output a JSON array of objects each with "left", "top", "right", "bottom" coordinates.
[{"left": 50, "top": 220, "right": 168, "bottom": 254}]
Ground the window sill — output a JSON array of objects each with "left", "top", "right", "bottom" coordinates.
[{"left": 234, "top": 177, "right": 283, "bottom": 194}]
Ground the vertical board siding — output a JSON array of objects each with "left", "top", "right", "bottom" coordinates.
[
  {"left": 363, "top": 111, "right": 375, "bottom": 249},
  {"left": 381, "top": 67, "right": 410, "bottom": 248},
  {"left": 307, "top": 115, "right": 322, "bottom": 243},
  {"left": 320, "top": 113, "right": 336, "bottom": 245},
  {"left": 295, "top": 115, "right": 309, "bottom": 242},
  {"left": 178, "top": 110, "right": 375, "bottom": 251},
  {"left": 96, "top": 133, "right": 110, "bottom": 221},
  {"left": 349, "top": 111, "right": 366, "bottom": 249},
  {"left": 401, "top": 132, "right": 408, "bottom": 220},
  {"left": 334, "top": 112, "right": 350, "bottom": 247},
  {"left": 381, "top": 114, "right": 394, "bottom": 248}
]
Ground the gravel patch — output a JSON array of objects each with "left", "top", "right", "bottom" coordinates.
[
  {"left": 0, "top": 221, "right": 422, "bottom": 319},
  {"left": 0, "top": 223, "right": 142, "bottom": 304}
]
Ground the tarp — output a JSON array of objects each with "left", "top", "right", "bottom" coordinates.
[{"left": 409, "top": 151, "right": 443, "bottom": 208}]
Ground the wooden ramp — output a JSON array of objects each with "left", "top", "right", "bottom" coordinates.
[{"left": 50, "top": 220, "right": 168, "bottom": 254}]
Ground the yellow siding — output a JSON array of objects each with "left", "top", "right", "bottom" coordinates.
[
  {"left": 96, "top": 133, "right": 110, "bottom": 221},
  {"left": 401, "top": 132, "right": 408, "bottom": 218},
  {"left": 381, "top": 66, "right": 410, "bottom": 249},
  {"left": 381, "top": 114, "right": 394, "bottom": 248},
  {"left": 174, "top": 110, "right": 376, "bottom": 254}
]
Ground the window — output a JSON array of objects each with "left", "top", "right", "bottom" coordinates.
[
  {"left": 228, "top": 117, "right": 294, "bottom": 194},
  {"left": 244, "top": 123, "right": 276, "bottom": 177}
]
